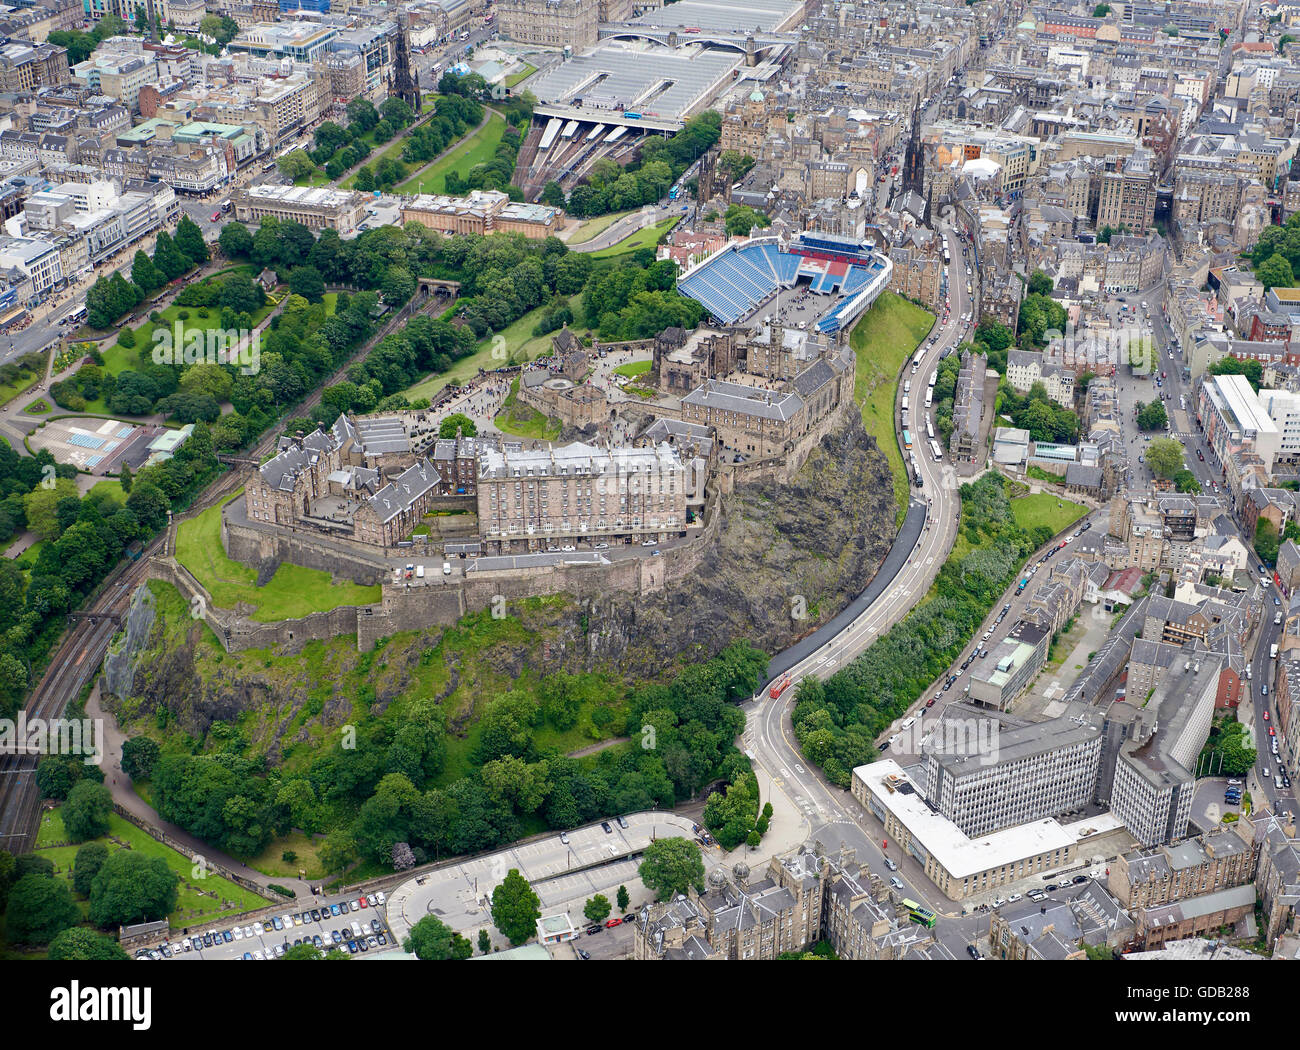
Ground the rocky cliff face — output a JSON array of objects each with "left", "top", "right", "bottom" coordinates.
[
  {"left": 580, "top": 411, "right": 895, "bottom": 675},
  {"left": 106, "top": 413, "right": 895, "bottom": 746}
]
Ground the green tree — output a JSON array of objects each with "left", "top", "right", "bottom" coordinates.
[
  {"left": 5, "top": 874, "right": 79, "bottom": 945},
  {"left": 639, "top": 837, "right": 706, "bottom": 901},
  {"left": 132, "top": 249, "right": 164, "bottom": 293},
  {"left": 1173, "top": 469, "right": 1201, "bottom": 494},
  {"left": 1144, "top": 437, "right": 1184, "bottom": 479},
  {"left": 1256, "top": 518, "right": 1281, "bottom": 568},
  {"left": 174, "top": 215, "right": 209, "bottom": 267},
  {"left": 583, "top": 894, "right": 611, "bottom": 923},
  {"left": 48, "top": 926, "right": 130, "bottom": 960},
  {"left": 1092, "top": 3, "right": 1111, "bottom": 15},
  {"left": 88, "top": 851, "right": 179, "bottom": 927},
  {"left": 218, "top": 221, "right": 253, "bottom": 259},
  {"left": 289, "top": 265, "right": 326, "bottom": 303},
  {"left": 1256, "top": 252, "right": 1295, "bottom": 290},
  {"left": 63, "top": 781, "right": 113, "bottom": 842},
  {"left": 1136, "top": 399, "right": 1168, "bottom": 431},
  {"left": 277, "top": 150, "right": 317, "bottom": 182},
  {"left": 616, "top": 885, "right": 629, "bottom": 912},
  {"left": 403, "top": 914, "right": 473, "bottom": 959},
  {"left": 283, "top": 943, "right": 324, "bottom": 960},
  {"left": 439, "top": 410, "right": 480, "bottom": 439},
  {"left": 73, "top": 841, "right": 109, "bottom": 896},
  {"left": 478, "top": 927, "right": 491, "bottom": 954},
  {"left": 490, "top": 868, "right": 541, "bottom": 946}
]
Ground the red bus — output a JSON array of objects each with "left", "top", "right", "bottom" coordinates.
[
  {"left": 768, "top": 672, "right": 792, "bottom": 699},
  {"left": 210, "top": 211, "right": 221, "bottom": 222}
]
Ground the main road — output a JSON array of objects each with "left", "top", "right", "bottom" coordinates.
[{"left": 736, "top": 216, "right": 974, "bottom": 917}]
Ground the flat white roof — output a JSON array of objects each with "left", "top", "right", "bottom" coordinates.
[
  {"left": 1213, "top": 372, "right": 1278, "bottom": 438},
  {"left": 854, "top": 759, "right": 1077, "bottom": 881}
]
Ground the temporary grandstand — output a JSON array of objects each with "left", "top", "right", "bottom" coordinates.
[{"left": 676, "top": 233, "right": 893, "bottom": 334}]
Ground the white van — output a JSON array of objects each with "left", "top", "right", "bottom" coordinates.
[
  {"left": 900, "top": 716, "right": 916, "bottom": 731},
  {"left": 443, "top": 561, "right": 452, "bottom": 575},
  {"left": 351, "top": 921, "right": 364, "bottom": 939},
  {"left": 1276, "top": 612, "right": 1283, "bottom": 626},
  {"left": 415, "top": 564, "right": 425, "bottom": 579}
]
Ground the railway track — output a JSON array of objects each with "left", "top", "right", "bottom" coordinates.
[{"left": 0, "top": 286, "right": 455, "bottom": 854}]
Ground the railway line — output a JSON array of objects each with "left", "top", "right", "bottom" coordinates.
[{"left": 0, "top": 285, "right": 456, "bottom": 854}]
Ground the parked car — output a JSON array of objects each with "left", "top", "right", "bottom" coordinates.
[{"left": 601, "top": 821, "right": 613, "bottom": 834}]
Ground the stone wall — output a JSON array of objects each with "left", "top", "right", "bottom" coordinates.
[{"left": 160, "top": 486, "right": 723, "bottom": 654}]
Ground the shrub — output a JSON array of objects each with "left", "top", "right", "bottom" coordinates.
[{"left": 268, "top": 883, "right": 296, "bottom": 898}]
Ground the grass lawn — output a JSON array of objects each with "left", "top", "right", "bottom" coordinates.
[
  {"left": 0, "top": 364, "right": 43, "bottom": 408},
  {"left": 587, "top": 216, "right": 679, "bottom": 260},
  {"left": 34, "top": 806, "right": 269, "bottom": 930},
  {"left": 1010, "top": 492, "right": 1089, "bottom": 537},
  {"left": 404, "top": 300, "right": 586, "bottom": 402},
  {"left": 293, "top": 169, "right": 333, "bottom": 188},
  {"left": 117, "top": 299, "right": 277, "bottom": 371},
  {"left": 494, "top": 376, "right": 562, "bottom": 441},
  {"left": 176, "top": 492, "right": 381, "bottom": 621},
  {"left": 247, "top": 831, "right": 326, "bottom": 881},
  {"left": 848, "top": 291, "right": 935, "bottom": 528},
  {"left": 505, "top": 63, "right": 536, "bottom": 88},
  {"left": 89, "top": 478, "right": 127, "bottom": 503},
  {"left": 394, "top": 111, "right": 507, "bottom": 196},
  {"left": 567, "top": 208, "right": 638, "bottom": 244},
  {"left": 612, "top": 360, "right": 652, "bottom": 378}
]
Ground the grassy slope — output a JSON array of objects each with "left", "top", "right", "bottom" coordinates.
[
  {"left": 587, "top": 216, "right": 679, "bottom": 260},
  {"left": 493, "top": 375, "right": 561, "bottom": 441},
  {"left": 567, "top": 208, "right": 639, "bottom": 244},
  {"left": 34, "top": 806, "right": 268, "bottom": 929},
  {"left": 404, "top": 299, "right": 592, "bottom": 402},
  {"left": 174, "top": 492, "right": 380, "bottom": 621},
  {"left": 392, "top": 112, "right": 507, "bottom": 196},
  {"left": 848, "top": 291, "right": 936, "bottom": 528}
]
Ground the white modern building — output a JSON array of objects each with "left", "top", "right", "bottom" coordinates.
[
  {"left": 923, "top": 704, "right": 1104, "bottom": 839},
  {"left": 1197, "top": 373, "right": 1281, "bottom": 474},
  {"left": 1261, "top": 388, "right": 1300, "bottom": 464}
]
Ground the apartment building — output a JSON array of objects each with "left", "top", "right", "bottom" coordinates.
[
  {"left": 1006, "top": 349, "right": 1075, "bottom": 408},
  {"left": 1096, "top": 148, "right": 1156, "bottom": 233},
  {"left": 497, "top": 0, "right": 599, "bottom": 51},
  {"left": 71, "top": 52, "right": 157, "bottom": 112},
  {"left": 636, "top": 844, "right": 938, "bottom": 961},
  {"left": 1252, "top": 813, "right": 1300, "bottom": 944},
  {"left": 966, "top": 620, "right": 1050, "bottom": 710},
  {"left": 1197, "top": 372, "right": 1282, "bottom": 474},
  {"left": 1109, "top": 825, "right": 1257, "bottom": 910},
  {"left": 0, "top": 235, "right": 63, "bottom": 298},
  {"left": 0, "top": 40, "right": 70, "bottom": 92},
  {"left": 989, "top": 883, "right": 1132, "bottom": 960},
  {"left": 476, "top": 441, "right": 689, "bottom": 553}
]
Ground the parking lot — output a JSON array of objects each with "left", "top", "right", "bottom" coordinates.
[{"left": 161, "top": 891, "right": 396, "bottom": 961}]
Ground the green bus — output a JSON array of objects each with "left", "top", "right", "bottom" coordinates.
[{"left": 901, "top": 898, "right": 937, "bottom": 928}]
